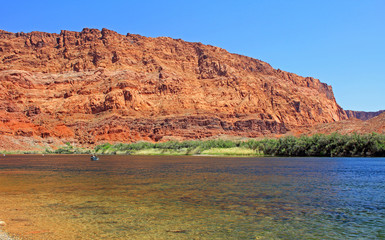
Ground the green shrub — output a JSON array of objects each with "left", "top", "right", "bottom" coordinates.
[{"left": 93, "top": 133, "right": 385, "bottom": 157}]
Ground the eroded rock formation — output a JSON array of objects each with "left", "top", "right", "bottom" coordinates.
[{"left": 0, "top": 28, "right": 349, "bottom": 150}]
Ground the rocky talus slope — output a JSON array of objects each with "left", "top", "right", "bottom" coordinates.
[{"left": 0, "top": 28, "right": 349, "bottom": 150}]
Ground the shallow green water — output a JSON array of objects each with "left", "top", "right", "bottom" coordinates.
[{"left": 0, "top": 155, "right": 384, "bottom": 239}]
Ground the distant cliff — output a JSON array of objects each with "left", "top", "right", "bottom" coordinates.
[
  {"left": 298, "top": 112, "right": 385, "bottom": 135},
  {"left": 0, "top": 28, "right": 349, "bottom": 150},
  {"left": 345, "top": 110, "right": 385, "bottom": 121}
]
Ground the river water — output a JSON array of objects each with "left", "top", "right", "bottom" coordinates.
[{"left": 0, "top": 155, "right": 384, "bottom": 239}]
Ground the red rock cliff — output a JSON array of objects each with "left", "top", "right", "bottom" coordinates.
[{"left": 0, "top": 28, "right": 348, "bottom": 149}]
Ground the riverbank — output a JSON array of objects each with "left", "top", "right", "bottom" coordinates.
[
  {"left": 93, "top": 133, "right": 385, "bottom": 157},
  {"left": 0, "top": 148, "right": 262, "bottom": 157},
  {"left": 1, "top": 133, "right": 384, "bottom": 157},
  {"left": 124, "top": 147, "right": 261, "bottom": 156}
]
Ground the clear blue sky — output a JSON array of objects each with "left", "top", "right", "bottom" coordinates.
[{"left": 1, "top": 0, "right": 384, "bottom": 111}]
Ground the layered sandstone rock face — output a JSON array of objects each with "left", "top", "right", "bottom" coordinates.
[{"left": 0, "top": 28, "right": 348, "bottom": 149}]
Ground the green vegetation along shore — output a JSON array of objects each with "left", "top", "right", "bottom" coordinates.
[
  {"left": 3, "top": 133, "right": 384, "bottom": 157},
  {"left": 92, "top": 133, "right": 385, "bottom": 157}
]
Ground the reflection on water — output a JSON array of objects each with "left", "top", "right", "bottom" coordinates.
[{"left": 0, "top": 155, "right": 384, "bottom": 239}]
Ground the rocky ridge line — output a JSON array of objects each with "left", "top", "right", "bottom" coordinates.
[{"left": 0, "top": 28, "right": 349, "bottom": 150}]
